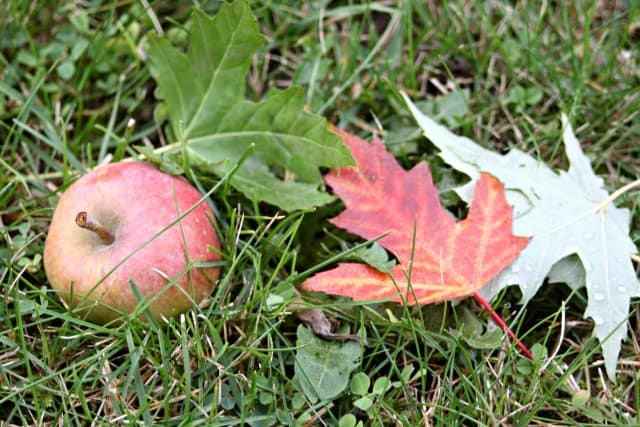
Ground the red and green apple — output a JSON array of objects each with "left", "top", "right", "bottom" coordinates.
[{"left": 43, "top": 161, "right": 221, "bottom": 323}]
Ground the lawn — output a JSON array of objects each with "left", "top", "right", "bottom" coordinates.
[{"left": 1, "top": 0, "right": 640, "bottom": 425}]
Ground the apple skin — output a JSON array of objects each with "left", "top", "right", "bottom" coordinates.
[{"left": 43, "top": 161, "right": 221, "bottom": 323}]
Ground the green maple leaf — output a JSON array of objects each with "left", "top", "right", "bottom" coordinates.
[{"left": 146, "top": 0, "right": 353, "bottom": 211}]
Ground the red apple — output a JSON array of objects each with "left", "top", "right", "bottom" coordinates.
[{"left": 43, "top": 161, "right": 221, "bottom": 323}]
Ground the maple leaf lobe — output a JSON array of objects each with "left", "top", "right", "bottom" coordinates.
[{"left": 327, "top": 130, "right": 452, "bottom": 262}]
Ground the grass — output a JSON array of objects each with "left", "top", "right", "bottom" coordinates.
[{"left": 1, "top": 0, "right": 639, "bottom": 425}]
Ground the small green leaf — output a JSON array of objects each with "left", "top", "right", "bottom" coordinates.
[
  {"left": 57, "top": 61, "right": 75, "bottom": 80},
  {"left": 290, "top": 393, "right": 306, "bottom": 410},
  {"left": 293, "top": 325, "right": 360, "bottom": 402},
  {"left": 133, "top": 146, "right": 184, "bottom": 175},
  {"left": 338, "top": 414, "right": 358, "bottom": 427},
  {"left": 372, "top": 377, "right": 392, "bottom": 396},
  {"left": 350, "top": 372, "right": 370, "bottom": 396},
  {"left": 265, "top": 293, "right": 284, "bottom": 311},
  {"left": 70, "top": 38, "right": 89, "bottom": 61},
  {"left": 16, "top": 51, "right": 38, "bottom": 67},
  {"left": 531, "top": 343, "right": 547, "bottom": 361},
  {"left": 42, "top": 42, "right": 65, "bottom": 60},
  {"left": 502, "top": 85, "right": 541, "bottom": 110},
  {"left": 411, "top": 90, "right": 469, "bottom": 128},
  {"left": 459, "top": 306, "right": 484, "bottom": 338},
  {"left": 516, "top": 358, "right": 533, "bottom": 376},
  {"left": 349, "top": 242, "right": 396, "bottom": 273},
  {"left": 69, "top": 10, "right": 90, "bottom": 33},
  {"left": 221, "top": 396, "right": 235, "bottom": 410},
  {"left": 463, "top": 328, "right": 504, "bottom": 350},
  {"left": 15, "top": 299, "right": 37, "bottom": 316},
  {"left": 571, "top": 389, "right": 590, "bottom": 409},
  {"left": 503, "top": 85, "right": 525, "bottom": 106},
  {"left": 297, "top": 412, "right": 312, "bottom": 425},
  {"left": 134, "top": 145, "right": 162, "bottom": 164},
  {"left": 524, "top": 87, "right": 542, "bottom": 105},
  {"left": 399, "top": 364, "right": 414, "bottom": 383},
  {"left": 353, "top": 396, "right": 373, "bottom": 411},
  {"left": 502, "top": 39, "right": 522, "bottom": 64},
  {"left": 259, "top": 391, "right": 274, "bottom": 405},
  {"left": 16, "top": 253, "right": 42, "bottom": 274}
]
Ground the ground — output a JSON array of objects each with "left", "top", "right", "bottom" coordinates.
[{"left": 1, "top": 1, "right": 639, "bottom": 425}]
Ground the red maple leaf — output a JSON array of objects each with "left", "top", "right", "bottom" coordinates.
[{"left": 301, "top": 130, "right": 532, "bottom": 358}]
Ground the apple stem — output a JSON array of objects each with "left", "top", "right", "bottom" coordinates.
[{"left": 75, "top": 211, "right": 115, "bottom": 245}]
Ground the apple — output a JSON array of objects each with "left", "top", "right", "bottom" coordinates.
[{"left": 43, "top": 161, "right": 221, "bottom": 323}]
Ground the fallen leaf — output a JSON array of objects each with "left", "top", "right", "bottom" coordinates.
[
  {"left": 293, "top": 325, "right": 360, "bottom": 403},
  {"left": 294, "top": 308, "right": 361, "bottom": 343},
  {"left": 302, "top": 130, "right": 529, "bottom": 305},
  {"left": 300, "top": 130, "right": 531, "bottom": 356},
  {"left": 289, "top": 288, "right": 361, "bottom": 343},
  {"left": 404, "top": 92, "right": 640, "bottom": 379},
  {"left": 146, "top": 1, "right": 353, "bottom": 211}
]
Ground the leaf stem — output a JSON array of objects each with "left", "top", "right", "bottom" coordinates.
[
  {"left": 472, "top": 291, "right": 533, "bottom": 360},
  {"left": 595, "top": 178, "right": 640, "bottom": 212},
  {"left": 76, "top": 211, "right": 115, "bottom": 245}
]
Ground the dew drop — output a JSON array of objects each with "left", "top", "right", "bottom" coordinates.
[
  {"left": 617, "top": 286, "right": 627, "bottom": 293},
  {"left": 593, "top": 293, "right": 605, "bottom": 301},
  {"left": 524, "top": 264, "right": 534, "bottom": 273},
  {"left": 583, "top": 232, "right": 595, "bottom": 240},
  {"left": 592, "top": 315, "right": 604, "bottom": 326}
]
